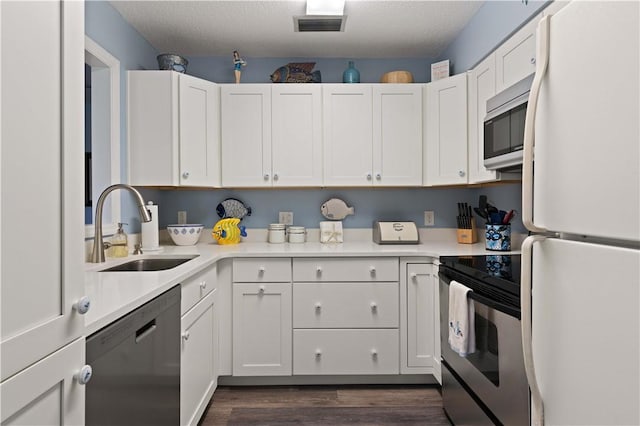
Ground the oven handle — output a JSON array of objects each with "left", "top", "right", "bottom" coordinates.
[
  {"left": 522, "top": 235, "right": 547, "bottom": 426},
  {"left": 439, "top": 271, "right": 521, "bottom": 319}
]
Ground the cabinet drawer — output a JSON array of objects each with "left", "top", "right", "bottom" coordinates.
[
  {"left": 293, "top": 329, "right": 399, "bottom": 375},
  {"left": 293, "top": 258, "right": 398, "bottom": 282},
  {"left": 293, "top": 282, "right": 398, "bottom": 328},
  {"left": 233, "top": 258, "right": 291, "bottom": 282},
  {"left": 181, "top": 264, "right": 216, "bottom": 315}
]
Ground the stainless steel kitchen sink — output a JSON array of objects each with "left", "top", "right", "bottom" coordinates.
[{"left": 99, "top": 256, "right": 198, "bottom": 272}]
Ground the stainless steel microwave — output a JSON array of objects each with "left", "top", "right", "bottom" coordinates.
[{"left": 483, "top": 74, "right": 534, "bottom": 171}]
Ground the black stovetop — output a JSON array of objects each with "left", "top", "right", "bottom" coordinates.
[{"left": 440, "top": 254, "right": 521, "bottom": 299}]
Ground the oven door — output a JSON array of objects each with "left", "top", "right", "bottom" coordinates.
[{"left": 439, "top": 269, "right": 529, "bottom": 426}]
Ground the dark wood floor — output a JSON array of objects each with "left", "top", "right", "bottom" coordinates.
[{"left": 199, "top": 385, "right": 451, "bottom": 426}]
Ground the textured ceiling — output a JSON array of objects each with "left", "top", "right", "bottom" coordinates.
[{"left": 109, "top": 0, "right": 483, "bottom": 58}]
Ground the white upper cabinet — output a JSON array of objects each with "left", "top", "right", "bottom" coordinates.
[
  {"left": 494, "top": 14, "right": 540, "bottom": 93},
  {"left": 221, "top": 84, "right": 322, "bottom": 187},
  {"left": 468, "top": 54, "right": 501, "bottom": 183},
  {"left": 271, "top": 84, "right": 323, "bottom": 186},
  {"left": 323, "top": 84, "right": 374, "bottom": 186},
  {"left": 323, "top": 84, "right": 422, "bottom": 186},
  {"left": 128, "top": 71, "right": 220, "bottom": 187},
  {"left": 424, "top": 73, "right": 469, "bottom": 186},
  {"left": 220, "top": 84, "right": 272, "bottom": 187},
  {"left": 220, "top": 84, "right": 271, "bottom": 187},
  {"left": 1, "top": 0, "right": 85, "bottom": 382},
  {"left": 373, "top": 85, "right": 423, "bottom": 186}
]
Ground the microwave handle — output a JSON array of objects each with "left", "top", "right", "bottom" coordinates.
[
  {"left": 522, "top": 15, "right": 551, "bottom": 233},
  {"left": 521, "top": 235, "right": 547, "bottom": 426}
]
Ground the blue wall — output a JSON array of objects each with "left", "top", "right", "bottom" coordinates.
[
  {"left": 85, "top": 1, "right": 162, "bottom": 234},
  {"left": 86, "top": 1, "right": 534, "bottom": 235},
  {"left": 185, "top": 57, "right": 433, "bottom": 84}
]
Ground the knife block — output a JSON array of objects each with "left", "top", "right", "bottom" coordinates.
[{"left": 456, "top": 218, "right": 478, "bottom": 244}]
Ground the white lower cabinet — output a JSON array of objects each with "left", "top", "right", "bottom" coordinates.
[
  {"left": 0, "top": 338, "right": 85, "bottom": 425},
  {"left": 232, "top": 282, "right": 292, "bottom": 376},
  {"left": 292, "top": 257, "right": 400, "bottom": 376},
  {"left": 293, "top": 282, "right": 398, "bottom": 329},
  {"left": 400, "top": 260, "right": 439, "bottom": 381},
  {"left": 293, "top": 329, "right": 399, "bottom": 375},
  {"left": 181, "top": 290, "right": 217, "bottom": 426}
]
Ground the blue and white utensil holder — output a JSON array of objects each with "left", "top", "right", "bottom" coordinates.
[{"left": 485, "top": 224, "right": 511, "bottom": 251}]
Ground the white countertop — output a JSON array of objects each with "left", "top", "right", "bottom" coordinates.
[{"left": 84, "top": 239, "right": 519, "bottom": 335}]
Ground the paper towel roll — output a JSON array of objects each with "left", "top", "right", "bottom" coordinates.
[{"left": 141, "top": 202, "right": 159, "bottom": 250}]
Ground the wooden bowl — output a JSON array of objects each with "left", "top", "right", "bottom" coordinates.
[{"left": 380, "top": 71, "right": 414, "bottom": 83}]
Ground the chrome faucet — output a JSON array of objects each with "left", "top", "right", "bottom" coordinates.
[{"left": 90, "top": 184, "right": 152, "bottom": 263}]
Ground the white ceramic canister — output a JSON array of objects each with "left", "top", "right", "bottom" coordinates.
[
  {"left": 288, "top": 226, "right": 306, "bottom": 243},
  {"left": 268, "top": 223, "right": 286, "bottom": 243}
]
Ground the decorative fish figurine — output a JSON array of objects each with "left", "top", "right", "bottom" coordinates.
[
  {"left": 270, "top": 62, "right": 322, "bottom": 83},
  {"left": 216, "top": 198, "right": 252, "bottom": 220},
  {"left": 212, "top": 218, "right": 247, "bottom": 245},
  {"left": 321, "top": 198, "right": 354, "bottom": 220}
]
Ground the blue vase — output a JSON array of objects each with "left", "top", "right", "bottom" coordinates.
[{"left": 342, "top": 61, "right": 360, "bottom": 83}]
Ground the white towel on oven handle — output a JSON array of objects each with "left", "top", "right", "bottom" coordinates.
[{"left": 448, "top": 280, "right": 476, "bottom": 357}]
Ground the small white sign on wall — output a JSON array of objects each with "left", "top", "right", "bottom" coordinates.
[{"left": 431, "top": 60, "right": 450, "bottom": 81}]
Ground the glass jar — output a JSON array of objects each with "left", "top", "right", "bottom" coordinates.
[
  {"left": 268, "top": 223, "right": 286, "bottom": 243},
  {"left": 342, "top": 61, "right": 360, "bottom": 83}
]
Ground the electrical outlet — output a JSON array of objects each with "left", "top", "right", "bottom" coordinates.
[
  {"left": 178, "top": 211, "right": 187, "bottom": 225},
  {"left": 279, "top": 211, "right": 293, "bottom": 225},
  {"left": 424, "top": 211, "right": 435, "bottom": 226}
]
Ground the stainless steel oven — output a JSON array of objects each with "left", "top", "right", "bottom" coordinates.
[{"left": 439, "top": 255, "right": 529, "bottom": 426}]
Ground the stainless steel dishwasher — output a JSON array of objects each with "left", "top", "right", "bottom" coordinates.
[{"left": 86, "top": 285, "right": 181, "bottom": 426}]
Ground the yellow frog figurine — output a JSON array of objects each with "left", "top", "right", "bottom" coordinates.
[{"left": 212, "top": 218, "right": 247, "bottom": 245}]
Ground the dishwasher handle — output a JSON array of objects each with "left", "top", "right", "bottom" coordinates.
[{"left": 135, "top": 319, "right": 157, "bottom": 344}]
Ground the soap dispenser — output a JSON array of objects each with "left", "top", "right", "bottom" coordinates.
[{"left": 109, "top": 223, "right": 129, "bottom": 258}]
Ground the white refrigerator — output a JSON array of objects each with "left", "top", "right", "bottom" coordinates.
[{"left": 521, "top": 1, "right": 639, "bottom": 425}]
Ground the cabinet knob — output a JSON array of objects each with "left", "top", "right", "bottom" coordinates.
[
  {"left": 258, "top": 266, "right": 266, "bottom": 273},
  {"left": 371, "top": 349, "right": 378, "bottom": 358},
  {"left": 315, "top": 349, "right": 322, "bottom": 358},
  {"left": 369, "top": 266, "right": 376, "bottom": 275},
  {"left": 315, "top": 302, "right": 322, "bottom": 312},
  {"left": 370, "top": 302, "right": 378, "bottom": 312},
  {"left": 316, "top": 266, "right": 322, "bottom": 274},
  {"left": 458, "top": 170, "right": 465, "bottom": 177},
  {"left": 74, "top": 365, "right": 93, "bottom": 385},
  {"left": 182, "top": 171, "right": 190, "bottom": 179},
  {"left": 259, "top": 285, "right": 266, "bottom": 293},
  {"left": 264, "top": 174, "right": 270, "bottom": 181},
  {"left": 410, "top": 272, "right": 417, "bottom": 280},
  {"left": 273, "top": 173, "right": 279, "bottom": 181},
  {"left": 73, "top": 296, "right": 91, "bottom": 315},
  {"left": 366, "top": 173, "right": 372, "bottom": 181},
  {"left": 200, "top": 281, "right": 207, "bottom": 290},
  {"left": 375, "top": 173, "right": 381, "bottom": 181},
  {"left": 530, "top": 57, "right": 536, "bottom": 64},
  {"left": 182, "top": 331, "right": 190, "bottom": 341}
]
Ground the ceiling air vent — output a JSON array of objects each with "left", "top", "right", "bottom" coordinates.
[{"left": 294, "top": 16, "right": 346, "bottom": 32}]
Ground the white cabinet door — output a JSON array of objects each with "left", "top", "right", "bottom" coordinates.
[
  {"left": 1, "top": 0, "right": 85, "bottom": 382},
  {"left": 468, "top": 54, "right": 501, "bottom": 184},
  {"left": 424, "top": 73, "right": 468, "bottom": 186},
  {"left": 322, "top": 84, "right": 373, "bottom": 186},
  {"left": 495, "top": 15, "right": 539, "bottom": 93},
  {"left": 272, "top": 84, "right": 322, "bottom": 186},
  {"left": 0, "top": 338, "right": 85, "bottom": 425},
  {"left": 401, "top": 263, "right": 436, "bottom": 375},
  {"left": 221, "top": 85, "right": 272, "bottom": 187},
  {"left": 128, "top": 71, "right": 220, "bottom": 187},
  {"left": 181, "top": 290, "right": 216, "bottom": 426},
  {"left": 373, "top": 84, "right": 423, "bottom": 186},
  {"left": 179, "top": 74, "right": 220, "bottom": 186},
  {"left": 233, "top": 283, "right": 292, "bottom": 376}
]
